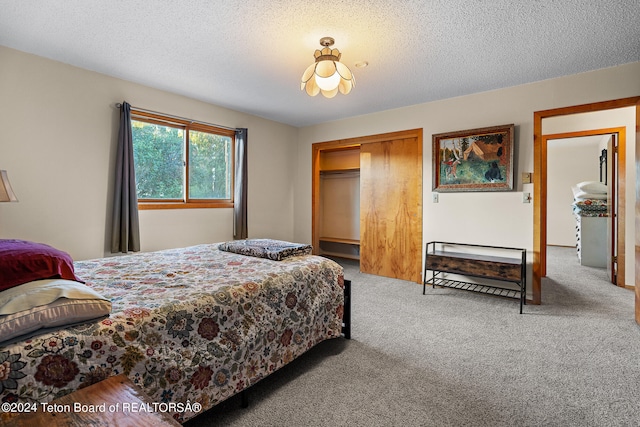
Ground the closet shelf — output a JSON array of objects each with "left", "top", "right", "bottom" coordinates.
[
  {"left": 319, "top": 237, "right": 360, "bottom": 245},
  {"left": 319, "top": 168, "right": 360, "bottom": 174}
]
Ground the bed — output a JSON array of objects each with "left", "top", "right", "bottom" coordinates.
[{"left": 0, "top": 239, "right": 348, "bottom": 423}]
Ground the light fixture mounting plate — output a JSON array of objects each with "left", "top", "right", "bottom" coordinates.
[{"left": 319, "top": 37, "right": 335, "bottom": 47}]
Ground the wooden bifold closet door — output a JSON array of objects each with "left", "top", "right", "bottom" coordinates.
[{"left": 360, "top": 135, "right": 422, "bottom": 283}]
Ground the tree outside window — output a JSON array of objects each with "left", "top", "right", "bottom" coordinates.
[{"left": 131, "top": 111, "right": 234, "bottom": 209}]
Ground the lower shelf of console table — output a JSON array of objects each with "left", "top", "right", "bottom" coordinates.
[{"left": 423, "top": 241, "right": 527, "bottom": 313}]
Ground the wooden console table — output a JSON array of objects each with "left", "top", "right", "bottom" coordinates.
[{"left": 423, "top": 241, "right": 527, "bottom": 313}]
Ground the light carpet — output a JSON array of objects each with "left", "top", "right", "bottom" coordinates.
[{"left": 185, "top": 246, "right": 640, "bottom": 426}]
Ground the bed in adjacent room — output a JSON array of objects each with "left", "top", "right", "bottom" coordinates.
[{"left": 0, "top": 239, "right": 348, "bottom": 423}]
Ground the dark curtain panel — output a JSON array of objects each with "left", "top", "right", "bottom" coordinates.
[
  {"left": 111, "top": 101, "right": 141, "bottom": 253},
  {"left": 234, "top": 128, "right": 248, "bottom": 239}
]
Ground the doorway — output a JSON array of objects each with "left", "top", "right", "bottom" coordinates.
[
  {"left": 546, "top": 129, "right": 623, "bottom": 285},
  {"left": 532, "top": 97, "right": 640, "bottom": 309}
]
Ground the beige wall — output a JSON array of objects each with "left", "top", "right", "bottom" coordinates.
[
  {"left": 547, "top": 136, "right": 603, "bottom": 247},
  {"left": 294, "top": 61, "right": 640, "bottom": 286},
  {"left": 0, "top": 46, "right": 298, "bottom": 260}
]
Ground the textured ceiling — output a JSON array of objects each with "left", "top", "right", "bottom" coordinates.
[{"left": 1, "top": 1, "right": 638, "bottom": 127}]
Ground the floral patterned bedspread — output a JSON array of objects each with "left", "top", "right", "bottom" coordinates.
[
  {"left": 0, "top": 244, "right": 344, "bottom": 423},
  {"left": 572, "top": 199, "right": 609, "bottom": 217}
]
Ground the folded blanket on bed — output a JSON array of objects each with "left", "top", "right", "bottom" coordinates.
[
  {"left": 218, "top": 239, "right": 313, "bottom": 261},
  {"left": 572, "top": 199, "right": 609, "bottom": 217}
]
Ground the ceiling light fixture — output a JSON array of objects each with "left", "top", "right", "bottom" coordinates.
[{"left": 301, "top": 37, "right": 355, "bottom": 98}]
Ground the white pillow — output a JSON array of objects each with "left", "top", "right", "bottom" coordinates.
[
  {"left": 0, "top": 279, "right": 111, "bottom": 342},
  {"left": 576, "top": 181, "right": 607, "bottom": 194}
]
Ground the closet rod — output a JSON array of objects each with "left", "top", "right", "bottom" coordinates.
[{"left": 114, "top": 103, "right": 236, "bottom": 131}]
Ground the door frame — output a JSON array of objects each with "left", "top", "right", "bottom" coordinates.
[
  {"left": 532, "top": 96, "right": 640, "bottom": 306},
  {"left": 542, "top": 127, "right": 625, "bottom": 286}
]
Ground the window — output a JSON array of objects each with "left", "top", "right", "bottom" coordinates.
[{"left": 131, "top": 110, "right": 234, "bottom": 209}]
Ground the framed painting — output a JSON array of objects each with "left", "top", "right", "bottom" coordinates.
[{"left": 432, "top": 124, "right": 515, "bottom": 192}]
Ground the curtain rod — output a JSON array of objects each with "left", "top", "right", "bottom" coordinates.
[{"left": 115, "top": 103, "right": 237, "bottom": 132}]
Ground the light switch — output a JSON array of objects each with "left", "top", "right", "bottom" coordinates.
[
  {"left": 432, "top": 193, "right": 439, "bottom": 203},
  {"left": 522, "top": 172, "right": 532, "bottom": 184}
]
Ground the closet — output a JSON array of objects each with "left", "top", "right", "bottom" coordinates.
[
  {"left": 317, "top": 147, "right": 361, "bottom": 260},
  {"left": 312, "top": 129, "right": 423, "bottom": 283}
]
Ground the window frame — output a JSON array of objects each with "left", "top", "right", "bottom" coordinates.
[{"left": 131, "top": 109, "right": 235, "bottom": 210}]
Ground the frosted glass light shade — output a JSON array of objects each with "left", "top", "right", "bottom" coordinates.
[
  {"left": 301, "top": 41, "right": 355, "bottom": 98},
  {"left": 315, "top": 61, "right": 341, "bottom": 91}
]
